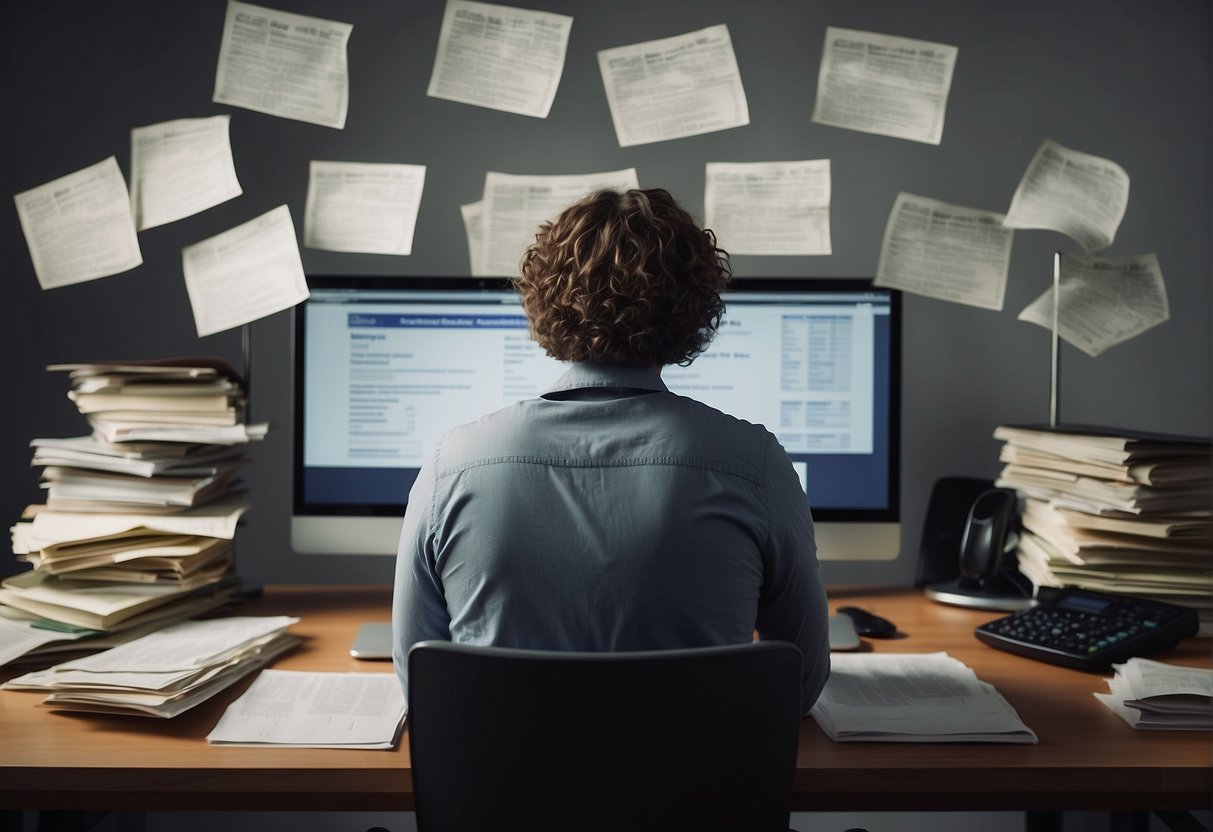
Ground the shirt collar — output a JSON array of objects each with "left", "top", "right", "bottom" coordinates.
[{"left": 542, "top": 362, "right": 669, "bottom": 398}]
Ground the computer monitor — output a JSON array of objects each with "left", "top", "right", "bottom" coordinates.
[{"left": 292, "top": 276, "right": 900, "bottom": 561}]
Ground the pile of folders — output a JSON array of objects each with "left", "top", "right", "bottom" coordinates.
[
  {"left": 1, "top": 358, "right": 267, "bottom": 667},
  {"left": 993, "top": 424, "right": 1212, "bottom": 636}
]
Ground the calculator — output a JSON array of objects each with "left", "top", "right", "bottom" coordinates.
[{"left": 974, "top": 587, "right": 1199, "bottom": 671}]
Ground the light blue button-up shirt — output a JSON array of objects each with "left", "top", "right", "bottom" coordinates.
[{"left": 392, "top": 362, "right": 829, "bottom": 714}]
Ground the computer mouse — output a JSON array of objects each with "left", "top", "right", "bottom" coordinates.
[{"left": 836, "top": 606, "right": 897, "bottom": 638}]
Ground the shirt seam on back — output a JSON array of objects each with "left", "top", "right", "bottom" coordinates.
[{"left": 436, "top": 454, "right": 766, "bottom": 486}]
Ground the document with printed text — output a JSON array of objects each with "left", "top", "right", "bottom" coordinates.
[
  {"left": 182, "top": 205, "right": 309, "bottom": 337},
  {"left": 875, "top": 192, "right": 1014, "bottom": 310},
  {"left": 811, "top": 652, "right": 1038, "bottom": 743},
  {"left": 704, "top": 160, "right": 831, "bottom": 255},
  {"left": 213, "top": 0, "right": 352, "bottom": 129},
  {"left": 1018, "top": 252, "right": 1169, "bottom": 357},
  {"left": 427, "top": 0, "right": 573, "bottom": 118},
  {"left": 304, "top": 161, "right": 427, "bottom": 255},
  {"left": 130, "top": 115, "right": 242, "bottom": 231},
  {"left": 811, "top": 27, "right": 958, "bottom": 145},
  {"left": 207, "top": 669, "right": 407, "bottom": 748},
  {"left": 14, "top": 157, "right": 142, "bottom": 290},
  {"left": 598, "top": 24, "right": 749, "bottom": 147},
  {"left": 1003, "top": 139, "right": 1130, "bottom": 254}
]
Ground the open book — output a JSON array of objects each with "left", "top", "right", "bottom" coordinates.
[{"left": 810, "top": 652, "right": 1037, "bottom": 743}]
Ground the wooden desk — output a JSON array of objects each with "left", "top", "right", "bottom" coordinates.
[{"left": 0, "top": 585, "right": 1208, "bottom": 812}]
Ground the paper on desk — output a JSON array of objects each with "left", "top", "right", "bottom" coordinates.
[
  {"left": 598, "top": 24, "right": 749, "bottom": 147},
  {"left": 460, "top": 200, "right": 485, "bottom": 273},
  {"left": 875, "top": 192, "right": 1014, "bottom": 310},
  {"left": 477, "top": 169, "right": 639, "bottom": 276},
  {"left": 1095, "top": 658, "right": 1213, "bottom": 730},
  {"left": 213, "top": 0, "right": 352, "bottom": 129},
  {"left": 304, "top": 161, "right": 426, "bottom": 255},
  {"left": 0, "top": 617, "right": 95, "bottom": 667},
  {"left": 810, "top": 652, "right": 1038, "bottom": 743},
  {"left": 14, "top": 156, "right": 142, "bottom": 290},
  {"left": 811, "top": 27, "right": 958, "bottom": 146},
  {"left": 704, "top": 160, "right": 831, "bottom": 256},
  {"left": 1017, "top": 252, "right": 1168, "bottom": 357},
  {"left": 1003, "top": 139, "right": 1129, "bottom": 254},
  {"left": 182, "top": 205, "right": 309, "bottom": 337},
  {"left": 56, "top": 615, "right": 298, "bottom": 674},
  {"left": 427, "top": 0, "right": 572, "bottom": 118},
  {"left": 207, "top": 670, "right": 407, "bottom": 749},
  {"left": 130, "top": 116, "right": 242, "bottom": 231}
]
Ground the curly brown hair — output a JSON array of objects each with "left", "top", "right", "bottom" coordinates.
[{"left": 516, "top": 188, "right": 732, "bottom": 367}]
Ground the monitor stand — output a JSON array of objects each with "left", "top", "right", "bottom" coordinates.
[{"left": 925, "top": 572, "right": 1035, "bottom": 611}]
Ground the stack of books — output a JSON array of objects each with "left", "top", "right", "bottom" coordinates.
[
  {"left": 993, "top": 424, "right": 1213, "bottom": 635},
  {"left": 2, "top": 358, "right": 268, "bottom": 666}
]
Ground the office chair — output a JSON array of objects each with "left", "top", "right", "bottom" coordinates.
[{"left": 406, "top": 639, "right": 804, "bottom": 832}]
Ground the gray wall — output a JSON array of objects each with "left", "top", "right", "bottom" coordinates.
[{"left": 3, "top": 0, "right": 1209, "bottom": 589}]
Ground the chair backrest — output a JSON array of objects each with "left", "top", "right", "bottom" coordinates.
[{"left": 407, "top": 639, "right": 802, "bottom": 832}]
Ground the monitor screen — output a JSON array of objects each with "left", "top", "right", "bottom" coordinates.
[{"left": 292, "top": 276, "right": 900, "bottom": 560}]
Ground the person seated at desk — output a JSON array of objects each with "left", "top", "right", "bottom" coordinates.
[{"left": 391, "top": 187, "right": 830, "bottom": 714}]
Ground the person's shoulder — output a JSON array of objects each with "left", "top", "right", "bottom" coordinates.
[
  {"left": 660, "top": 391, "right": 784, "bottom": 462},
  {"left": 433, "top": 399, "right": 538, "bottom": 470}
]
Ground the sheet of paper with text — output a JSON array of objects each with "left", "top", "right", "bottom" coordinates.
[
  {"left": 1003, "top": 138, "right": 1130, "bottom": 253},
  {"left": 181, "top": 205, "right": 309, "bottom": 337},
  {"left": 875, "top": 191, "right": 1014, "bottom": 310},
  {"left": 130, "top": 115, "right": 242, "bottom": 231},
  {"left": 213, "top": 0, "right": 352, "bottom": 129},
  {"left": 1018, "top": 252, "right": 1169, "bottom": 356},
  {"left": 427, "top": 0, "right": 573, "bottom": 118},
  {"left": 14, "top": 156, "right": 143, "bottom": 290},
  {"left": 704, "top": 160, "right": 832, "bottom": 255},
  {"left": 304, "top": 161, "right": 427, "bottom": 256},
  {"left": 811, "top": 27, "right": 958, "bottom": 145},
  {"left": 598, "top": 24, "right": 749, "bottom": 147}
]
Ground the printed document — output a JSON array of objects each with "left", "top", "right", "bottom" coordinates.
[
  {"left": 14, "top": 156, "right": 142, "bottom": 290},
  {"left": 130, "top": 115, "right": 242, "bottom": 231},
  {"left": 598, "top": 24, "right": 749, "bottom": 147},
  {"left": 181, "top": 205, "right": 309, "bottom": 337},
  {"left": 1018, "top": 252, "right": 1169, "bottom": 357},
  {"left": 304, "top": 161, "right": 426, "bottom": 255},
  {"left": 207, "top": 670, "right": 407, "bottom": 748},
  {"left": 427, "top": 0, "right": 572, "bottom": 118},
  {"left": 213, "top": 0, "right": 352, "bottom": 129},
  {"left": 1003, "top": 139, "right": 1130, "bottom": 253},
  {"left": 0, "top": 617, "right": 94, "bottom": 668},
  {"left": 875, "top": 192, "right": 1014, "bottom": 310},
  {"left": 460, "top": 200, "right": 485, "bottom": 272},
  {"left": 1095, "top": 657, "right": 1212, "bottom": 730},
  {"left": 810, "top": 652, "right": 1038, "bottom": 743},
  {"left": 811, "top": 27, "right": 958, "bottom": 145},
  {"left": 477, "top": 169, "right": 639, "bottom": 276},
  {"left": 704, "top": 160, "right": 831, "bottom": 255}
]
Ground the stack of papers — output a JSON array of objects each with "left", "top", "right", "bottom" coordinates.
[
  {"left": 1, "top": 358, "right": 269, "bottom": 667},
  {"left": 207, "top": 670, "right": 407, "bottom": 749},
  {"left": 994, "top": 425, "right": 1212, "bottom": 635},
  {"left": 1, "top": 616, "right": 299, "bottom": 718},
  {"left": 1095, "top": 657, "right": 1213, "bottom": 730},
  {"left": 810, "top": 652, "right": 1038, "bottom": 743}
]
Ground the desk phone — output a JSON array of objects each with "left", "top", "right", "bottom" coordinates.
[{"left": 974, "top": 587, "right": 1199, "bottom": 671}]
